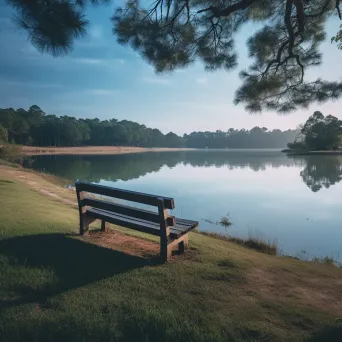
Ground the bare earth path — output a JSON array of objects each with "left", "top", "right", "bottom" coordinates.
[{"left": 0, "top": 165, "right": 76, "bottom": 207}]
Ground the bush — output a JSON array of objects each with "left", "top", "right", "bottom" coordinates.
[
  {"left": 0, "top": 125, "right": 8, "bottom": 144},
  {"left": 287, "top": 141, "right": 307, "bottom": 150},
  {"left": 0, "top": 144, "right": 23, "bottom": 164}
]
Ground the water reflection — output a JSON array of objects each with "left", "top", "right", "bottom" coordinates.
[
  {"left": 23, "top": 150, "right": 342, "bottom": 192},
  {"left": 290, "top": 155, "right": 342, "bottom": 192}
]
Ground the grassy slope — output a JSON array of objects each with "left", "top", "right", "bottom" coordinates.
[{"left": 0, "top": 177, "right": 342, "bottom": 342}]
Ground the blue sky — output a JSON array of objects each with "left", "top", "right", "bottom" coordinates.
[{"left": 0, "top": 1, "right": 341, "bottom": 134}]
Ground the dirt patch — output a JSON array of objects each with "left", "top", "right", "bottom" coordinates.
[
  {"left": 78, "top": 230, "right": 160, "bottom": 259},
  {"left": 37, "top": 188, "right": 75, "bottom": 206},
  {"left": 0, "top": 165, "right": 76, "bottom": 207},
  {"left": 77, "top": 230, "right": 201, "bottom": 263}
]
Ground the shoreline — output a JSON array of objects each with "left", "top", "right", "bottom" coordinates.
[
  {"left": 21, "top": 146, "right": 196, "bottom": 156},
  {"left": 282, "top": 149, "right": 342, "bottom": 155}
]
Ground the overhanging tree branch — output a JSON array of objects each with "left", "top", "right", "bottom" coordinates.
[{"left": 197, "top": 0, "right": 257, "bottom": 17}]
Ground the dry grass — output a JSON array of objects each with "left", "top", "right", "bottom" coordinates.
[
  {"left": 21, "top": 145, "right": 195, "bottom": 156},
  {"left": 199, "top": 231, "right": 278, "bottom": 255}
]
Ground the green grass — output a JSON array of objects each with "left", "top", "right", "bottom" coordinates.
[{"left": 0, "top": 177, "right": 342, "bottom": 341}]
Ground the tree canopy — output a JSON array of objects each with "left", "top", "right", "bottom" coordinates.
[
  {"left": 0, "top": 105, "right": 297, "bottom": 148},
  {"left": 287, "top": 110, "right": 342, "bottom": 150},
  {"left": 5, "top": 0, "right": 342, "bottom": 113}
]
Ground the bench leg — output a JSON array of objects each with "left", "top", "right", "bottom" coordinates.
[
  {"left": 80, "top": 215, "right": 90, "bottom": 236},
  {"left": 101, "top": 220, "right": 110, "bottom": 233},
  {"left": 178, "top": 234, "right": 189, "bottom": 254},
  {"left": 160, "top": 237, "right": 172, "bottom": 263}
]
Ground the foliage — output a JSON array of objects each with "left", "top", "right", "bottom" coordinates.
[
  {"left": 5, "top": 0, "right": 342, "bottom": 113},
  {"left": 287, "top": 141, "right": 307, "bottom": 150},
  {"left": 0, "top": 105, "right": 298, "bottom": 148},
  {"left": 287, "top": 111, "right": 342, "bottom": 151},
  {"left": 331, "top": 24, "right": 342, "bottom": 49},
  {"left": 185, "top": 127, "right": 298, "bottom": 148},
  {"left": 0, "top": 125, "right": 8, "bottom": 144},
  {"left": 0, "top": 144, "right": 23, "bottom": 163},
  {"left": 301, "top": 111, "right": 342, "bottom": 150}
]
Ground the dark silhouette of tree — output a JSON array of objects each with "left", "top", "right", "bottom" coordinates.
[
  {"left": 0, "top": 105, "right": 298, "bottom": 148},
  {"left": 287, "top": 111, "right": 342, "bottom": 150},
  {"left": 5, "top": 0, "right": 342, "bottom": 113}
]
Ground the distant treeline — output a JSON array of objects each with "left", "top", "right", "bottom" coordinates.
[{"left": 0, "top": 105, "right": 298, "bottom": 148}]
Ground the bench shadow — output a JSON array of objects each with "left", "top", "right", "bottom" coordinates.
[
  {"left": 307, "top": 325, "right": 342, "bottom": 342},
  {"left": 0, "top": 233, "right": 150, "bottom": 309}
]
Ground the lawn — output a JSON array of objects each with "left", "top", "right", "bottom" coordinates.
[{"left": 0, "top": 170, "right": 342, "bottom": 342}]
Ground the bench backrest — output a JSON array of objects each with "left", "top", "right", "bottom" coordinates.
[
  {"left": 75, "top": 181, "right": 174, "bottom": 209},
  {"left": 75, "top": 181, "right": 175, "bottom": 232}
]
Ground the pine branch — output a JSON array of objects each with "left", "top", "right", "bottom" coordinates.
[{"left": 197, "top": 0, "right": 257, "bottom": 17}]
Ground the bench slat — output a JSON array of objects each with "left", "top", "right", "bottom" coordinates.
[
  {"left": 76, "top": 181, "right": 174, "bottom": 209},
  {"left": 86, "top": 207, "right": 162, "bottom": 236},
  {"left": 86, "top": 208, "right": 198, "bottom": 238},
  {"left": 82, "top": 197, "right": 160, "bottom": 223}
]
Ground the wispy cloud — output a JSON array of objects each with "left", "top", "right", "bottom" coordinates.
[
  {"left": 87, "top": 89, "right": 118, "bottom": 96},
  {"left": 74, "top": 58, "right": 104, "bottom": 65},
  {"left": 0, "top": 79, "right": 62, "bottom": 88},
  {"left": 73, "top": 57, "right": 125, "bottom": 66},
  {"left": 142, "top": 77, "right": 171, "bottom": 85},
  {"left": 196, "top": 77, "right": 208, "bottom": 85}
]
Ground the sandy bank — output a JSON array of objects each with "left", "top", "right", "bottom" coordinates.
[{"left": 22, "top": 146, "right": 195, "bottom": 156}]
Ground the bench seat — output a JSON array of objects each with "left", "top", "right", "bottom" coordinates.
[{"left": 86, "top": 207, "right": 198, "bottom": 239}]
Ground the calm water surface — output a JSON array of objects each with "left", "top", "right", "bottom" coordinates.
[{"left": 24, "top": 150, "right": 342, "bottom": 261}]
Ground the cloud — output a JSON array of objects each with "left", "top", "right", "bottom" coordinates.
[
  {"left": 87, "top": 89, "right": 118, "bottom": 96},
  {"left": 73, "top": 57, "right": 125, "bottom": 66},
  {"left": 114, "top": 59, "right": 125, "bottom": 64},
  {"left": 74, "top": 58, "right": 104, "bottom": 65},
  {"left": 196, "top": 77, "right": 208, "bottom": 85},
  {"left": 142, "top": 77, "right": 171, "bottom": 85},
  {"left": 0, "top": 79, "right": 62, "bottom": 88}
]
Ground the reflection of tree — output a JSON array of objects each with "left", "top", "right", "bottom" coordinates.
[
  {"left": 290, "top": 156, "right": 342, "bottom": 192},
  {"left": 24, "top": 151, "right": 304, "bottom": 183}
]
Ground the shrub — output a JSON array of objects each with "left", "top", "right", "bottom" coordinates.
[
  {"left": 287, "top": 141, "right": 307, "bottom": 150},
  {"left": 0, "top": 144, "right": 23, "bottom": 164}
]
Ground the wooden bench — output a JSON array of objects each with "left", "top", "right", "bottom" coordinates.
[{"left": 75, "top": 181, "right": 199, "bottom": 262}]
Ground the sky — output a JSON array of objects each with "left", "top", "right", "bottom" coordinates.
[{"left": 0, "top": 1, "right": 341, "bottom": 135}]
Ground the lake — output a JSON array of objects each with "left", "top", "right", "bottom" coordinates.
[{"left": 23, "top": 149, "right": 342, "bottom": 261}]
